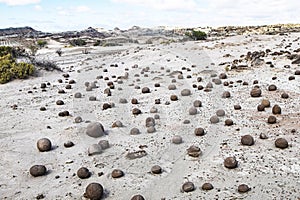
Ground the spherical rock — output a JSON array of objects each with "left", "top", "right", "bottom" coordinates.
[
  {"left": 86, "top": 122, "right": 105, "bottom": 138},
  {"left": 187, "top": 145, "right": 201, "bottom": 157},
  {"left": 147, "top": 126, "right": 156, "bottom": 133},
  {"left": 145, "top": 117, "right": 155, "bottom": 127},
  {"left": 181, "top": 89, "right": 191, "bottom": 96},
  {"left": 130, "top": 128, "right": 140, "bottom": 135},
  {"left": 150, "top": 107, "right": 158, "bottom": 113},
  {"left": 111, "top": 169, "right": 124, "bottom": 178},
  {"left": 119, "top": 98, "right": 128, "bottom": 103},
  {"left": 210, "top": 115, "right": 219, "bottom": 124},
  {"left": 202, "top": 183, "right": 214, "bottom": 190},
  {"left": 131, "top": 195, "right": 145, "bottom": 200},
  {"left": 37, "top": 138, "right": 52, "bottom": 152},
  {"left": 238, "top": 184, "right": 251, "bottom": 193},
  {"left": 89, "top": 96, "right": 97, "bottom": 101},
  {"left": 250, "top": 88, "right": 262, "bottom": 97},
  {"left": 40, "top": 107, "right": 46, "bottom": 111},
  {"left": 58, "top": 110, "right": 69, "bottom": 117},
  {"left": 151, "top": 165, "right": 162, "bottom": 174},
  {"left": 259, "top": 133, "right": 268, "bottom": 139},
  {"left": 216, "top": 109, "right": 225, "bottom": 117},
  {"left": 268, "top": 84, "right": 277, "bottom": 91},
  {"left": 295, "top": 70, "right": 300, "bottom": 75},
  {"left": 85, "top": 183, "right": 103, "bottom": 200},
  {"left": 222, "top": 91, "right": 231, "bottom": 98},
  {"left": 193, "top": 100, "right": 202, "bottom": 107},
  {"left": 40, "top": 83, "right": 46, "bottom": 89},
  {"left": 257, "top": 104, "right": 265, "bottom": 111},
  {"left": 141, "top": 87, "right": 150, "bottom": 93},
  {"left": 224, "top": 157, "right": 238, "bottom": 169},
  {"left": 225, "top": 119, "right": 233, "bottom": 126},
  {"left": 182, "top": 182, "right": 195, "bottom": 192},
  {"left": 64, "top": 141, "right": 74, "bottom": 148},
  {"left": 241, "top": 135, "right": 254, "bottom": 146},
  {"left": 98, "top": 140, "right": 110, "bottom": 150},
  {"left": 30, "top": 165, "right": 47, "bottom": 177},
  {"left": 112, "top": 120, "right": 123, "bottom": 128},
  {"left": 188, "top": 107, "right": 198, "bottom": 115},
  {"left": 281, "top": 93, "right": 289, "bottom": 99},
  {"left": 88, "top": 144, "right": 102, "bottom": 156},
  {"left": 194, "top": 128, "right": 205, "bottom": 136},
  {"left": 172, "top": 135, "right": 183, "bottom": 144},
  {"left": 74, "top": 92, "right": 82, "bottom": 98},
  {"left": 234, "top": 105, "right": 241, "bottom": 110},
  {"left": 267, "top": 116, "right": 277, "bottom": 124},
  {"left": 86, "top": 86, "right": 93, "bottom": 91},
  {"left": 261, "top": 99, "right": 270, "bottom": 107},
  {"left": 272, "top": 104, "right": 281, "bottom": 114},
  {"left": 56, "top": 100, "right": 64, "bottom": 105},
  {"left": 170, "top": 95, "right": 178, "bottom": 101},
  {"left": 74, "top": 116, "right": 83, "bottom": 123},
  {"left": 77, "top": 167, "right": 91, "bottom": 179},
  {"left": 132, "top": 108, "right": 142, "bottom": 115},
  {"left": 131, "top": 98, "right": 138, "bottom": 104},
  {"left": 275, "top": 138, "right": 288, "bottom": 149},
  {"left": 219, "top": 73, "right": 227, "bottom": 79},
  {"left": 168, "top": 84, "right": 176, "bottom": 90}
]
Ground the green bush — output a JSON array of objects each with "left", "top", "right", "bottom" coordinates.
[
  {"left": 69, "top": 39, "right": 87, "bottom": 46},
  {"left": 186, "top": 30, "right": 207, "bottom": 40},
  {"left": 0, "top": 47, "right": 35, "bottom": 84},
  {"left": 37, "top": 40, "right": 47, "bottom": 48}
]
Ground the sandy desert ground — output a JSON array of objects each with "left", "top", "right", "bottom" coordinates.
[{"left": 0, "top": 33, "right": 299, "bottom": 199}]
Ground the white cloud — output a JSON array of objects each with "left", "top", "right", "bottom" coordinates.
[
  {"left": 74, "top": 5, "right": 91, "bottom": 13},
  {"left": 0, "top": 0, "right": 40, "bottom": 6},
  {"left": 34, "top": 4, "right": 42, "bottom": 11},
  {"left": 111, "top": 0, "right": 198, "bottom": 11}
]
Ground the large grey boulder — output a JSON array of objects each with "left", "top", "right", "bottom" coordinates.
[{"left": 86, "top": 122, "right": 105, "bottom": 138}]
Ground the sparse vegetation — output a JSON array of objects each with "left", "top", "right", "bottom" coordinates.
[
  {"left": 56, "top": 48, "right": 62, "bottom": 56},
  {"left": 37, "top": 40, "right": 47, "bottom": 48},
  {"left": 69, "top": 38, "right": 87, "bottom": 46},
  {"left": 0, "top": 47, "right": 35, "bottom": 84},
  {"left": 186, "top": 30, "right": 207, "bottom": 40}
]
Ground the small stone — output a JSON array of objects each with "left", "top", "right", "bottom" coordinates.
[
  {"left": 272, "top": 104, "right": 281, "bottom": 114},
  {"left": 88, "top": 144, "right": 102, "bottom": 156},
  {"left": 40, "top": 83, "right": 46, "bottom": 89},
  {"left": 56, "top": 100, "right": 64, "bottom": 105},
  {"left": 37, "top": 138, "right": 52, "bottom": 152},
  {"left": 267, "top": 116, "right": 277, "bottom": 124},
  {"left": 201, "top": 183, "right": 214, "bottom": 190},
  {"left": 238, "top": 184, "right": 251, "bottom": 193},
  {"left": 131, "top": 98, "right": 138, "bottom": 104},
  {"left": 281, "top": 93, "right": 289, "bottom": 99},
  {"left": 193, "top": 100, "right": 202, "bottom": 107},
  {"left": 151, "top": 165, "right": 162, "bottom": 174},
  {"left": 74, "top": 116, "right": 83, "bottom": 123},
  {"left": 86, "top": 122, "right": 105, "bottom": 138},
  {"left": 119, "top": 98, "right": 128, "bottom": 103},
  {"left": 224, "top": 157, "right": 238, "bottom": 169},
  {"left": 257, "top": 104, "right": 265, "bottom": 111},
  {"left": 222, "top": 91, "right": 231, "bottom": 98},
  {"left": 216, "top": 109, "right": 225, "bottom": 117},
  {"left": 132, "top": 108, "right": 142, "bottom": 115},
  {"left": 98, "top": 140, "right": 110, "bottom": 150},
  {"left": 241, "top": 135, "right": 255, "bottom": 146},
  {"left": 64, "top": 141, "right": 74, "bottom": 148},
  {"left": 210, "top": 115, "right": 219, "bottom": 124},
  {"left": 77, "top": 167, "right": 91, "bottom": 179},
  {"left": 268, "top": 84, "right": 277, "bottom": 91},
  {"left": 130, "top": 128, "right": 140, "bottom": 135},
  {"left": 194, "top": 128, "right": 205, "bottom": 136},
  {"left": 111, "top": 169, "right": 124, "bottom": 178},
  {"left": 261, "top": 99, "right": 270, "bottom": 107},
  {"left": 219, "top": 73, "right": 227, "bottom": 79},
  {"left": 250, "top": 88, "right": 261, "bottom": 97},
  {"left": 188, "top": 107, "right": 198, "bottom": 115},
  {"left": 40, "top": 107, "right": 46, "bottom": 111},
  {"left": 170, "top": 95, "right": 178, "bottom": 101},
  {"left": 275, "top": 138, "right": 288, "bottom": 149},
  {"left": 172, "top": 135, "right": 183, "bottom": 144},
  {"left": 147, "top": 126, "right": 156, "bottom": 133},
  {"left": 131, "top": 195, "right": 145, "bottom": 200},
  {"left": 74, "top": 92, "right": 82, "bottom": 98},
  {"left": 168, "top": 84, "right": 176, "bottom": 90},
  {"left": 30, "top": 165, "right": 47, "bottom": 177},
  {"left": 259, "top": 133, "right": 268, "bottom": 139},
  {"left": 182, "top": 182, "right": 195, "bottom": 192},
  {"left": 89, "top": 96, "right": 97, "bottom": 101},
  {"left": 141, "top": 87, "right": 150, "bottom": 93},
  {"left": 234, "top": 105, "right": 241, "bottom": 110},
  {"left": 112, "top": 120, "right": 123, "bottom": 128},
  {"left": 181, "top": 89, "right": 191, "bottom": 96},
  {"left": 187, "top": 145, "right": 201, "bottom": 157},
  {"left": 225, "top": 119, "right": 233, "bottom": 126},
  {"left": 84, "top": 183, "right": 103, "bottom": 200}
]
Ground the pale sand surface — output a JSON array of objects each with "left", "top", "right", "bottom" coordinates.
[{"left": 0, "top": 33, "right": 299, "bottom": 199}]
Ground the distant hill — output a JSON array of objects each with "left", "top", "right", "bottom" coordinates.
[{"left": 0, "top": 26, "right": 42, "bottom": 37}]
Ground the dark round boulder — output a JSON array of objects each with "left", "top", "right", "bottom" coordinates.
[
  {"left": 225, "top": 119, "right": 233, "bottom": 126},
  {"left": 272, "top": 104, "right": 281, "bottom": 114},
  {"left": 77, "top": 167, "right": 91, "bottom": 179},
  {"left": 131, "top": 195, "right": 145, "bottom": 200},
  {"left": 170, "top": 95, "right": 178, "bottom": 101},
  {"left": 132, "top": 108, "right": 142, "bottom": 115},
  {"left": 56, "top": 100, "right": 64, "bottom": 105},
  {"left": 201, "top": 182, "right": 214, "bottom": 190},
  {"left": 250, "top": 88, "right": 261, "bottom": 97},
  {"left": 238, "top": 184, "right": 251, "bottom": 193},
  {"left": 182, "top": 182, "right": 195, "bottom": 192},
  {"left": 267, "top": 116, "right": 277, "bottom": 124},
  {"left": 241, "top": 135, "right": 254, "bottom": 146},
  {"left": 194, "top": 127, "right": 205, "bottom": 136},
  {"left": 275, "top": 138, "right": 288, "bottom": 149},
  {"left": 268, "top": 84, "right": 277, "bottom": 91},
  {"left": 281, "top": 93, "right": 289, "bottom": 99},
  {"left": 37, "top": 138, "right": 52, "bottom": 152},
  {"left": 224, "top": 157, "right": 238, "bottom": 169},
  {"left": 85, "top": 183, "right": 103, "bottom": 200},
  {"left": 141, "top": 87, "right": 150, "bottom": 93},
  {"left": 257, "top": 104, "right": 265, "bottom": 111},
  {"left": 30, "top": 165, "right": 47, "bottom": 177},
  {"left": 111, "top": 169, "right": 124, "bottom": 178},
  {"left": 151, "top": 165, "right": 162, "bottom": 174}
]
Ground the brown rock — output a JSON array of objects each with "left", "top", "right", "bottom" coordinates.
[
  {"left": 267, "top": 116, "right": 277, "bottom": 124},
  {"left": 131, "top": 195, "right": 145, "bottom": 200},
  {"left": 201, "top": 183, "right": 214, "bottom": 190},
  {"left": 170, "top": 95, "right": 178, "bottom": 101},
  {"left": 182, "top": 182, "right": 195, "bottom": 192},
  {"left": 194, "top": 128, "right": 205, "bottom": 136},
  {"left": 257, "top": 104, "right": 265, "bottom": 111},
  {"left": 187, "top": 145, "right": 201, "bottom": 157},
  {"left": 224, "top": 157, "right": 238, "bottom": 169},
  {"left": 30, "top": 165, "right": 47, "bottom": 177},
  {"left": 111, "top": 169, "right": 124, "bottom": 178},
  {"left": 238, "top": 184, "right": 250, "bottom": 193},
  {"left": 272, "top": 104, "right": 281, "bottom": 114},
  {"left": 84, "top": 183, "right": 103, "bottom": 200},
  {"left": 261, "top": 99, "right": 270, "bottom": 107},
  {"left": 132, "top": 108, "right": 142, "bottom": 115},
  {"left": 241, "top": 135, "right": 254, "bottom": 146},
  {"left": 77, "top": 167, "right": 91, "bottom": 179},
  {"left": 275, "top": 138, "right": 288, "bottom": 149},
  {"left": 268, "top": 84, "right": 277, "bottom": 91},
  {"left": 225, "top": 119, "right": 233, "bottom": 126},
  {"left": 250, "top": 88, "right": 261, "bottom": 97},
  {"left": 37, "top": 138, "right": 52, "bottom": 152},
  {"left": 151, "top": 165, "right": 162, "bottom": 174}
]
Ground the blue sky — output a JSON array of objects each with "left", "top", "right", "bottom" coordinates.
[{"left": 0, "top": 0, "right": 299, "bottom": 32}]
